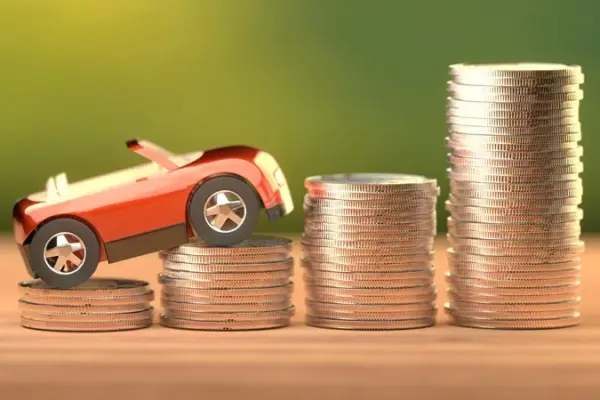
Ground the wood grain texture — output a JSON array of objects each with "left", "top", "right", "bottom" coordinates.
[{"left": 0, "top": 235, "right": 599, "bottom": 400}]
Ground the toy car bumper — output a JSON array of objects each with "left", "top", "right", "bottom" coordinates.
[{"left": 17, "top": 244, "right": 36, "bottom": 278}]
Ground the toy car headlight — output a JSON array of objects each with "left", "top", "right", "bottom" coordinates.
[{"left": 273, "top": 168, "right": 286, "bottom": 187}]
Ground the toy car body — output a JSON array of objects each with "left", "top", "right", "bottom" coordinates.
[{"left": 12, "top": 139, "right": 294, "bottom": 288}]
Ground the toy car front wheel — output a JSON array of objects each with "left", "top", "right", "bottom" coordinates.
[
  {"left": 28, "top": 218, "right": 101, "bottom": 289},
  {"left": 188, "top": 176, "right": 260, "bottom": 246}
]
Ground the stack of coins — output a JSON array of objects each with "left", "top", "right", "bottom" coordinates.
[
  {"left": 444, "top": 63, "right": 584, "bottom": 329},
  {"left": 18, "top": 278, "right": 154, "bottom": 332},
  {"left": 158, "top": 236, "right": 295, "bottom": 330},
  {"left": 302, "top": 173, "right": 439, "bottom": 330}
]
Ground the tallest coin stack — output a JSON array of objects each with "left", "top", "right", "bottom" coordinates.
[{"left": 444, "top": 63, "right": 584, "bottom": 329}]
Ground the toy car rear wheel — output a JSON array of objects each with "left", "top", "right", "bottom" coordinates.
[
  {"left": 28, "top": 218, "right": 101, "bottom": 289},
  {"left": 188, "top": 176, "right": 260, "bottom": 246}
]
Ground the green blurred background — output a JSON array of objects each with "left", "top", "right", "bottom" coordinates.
[{"left": 0, "top": 0, "right": 597, "bottom": 234}]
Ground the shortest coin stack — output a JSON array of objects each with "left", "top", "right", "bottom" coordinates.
[
  {"left": 302, "top": 173, "right": 440, "bottom": 330},
  {"left": 18, "top": 278, "right": 155, "bottom": 332},
  {"left": 159, "top": 236, "right": 295, "bottom": 331}
]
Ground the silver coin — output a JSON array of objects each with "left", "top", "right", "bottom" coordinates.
[
  {"left": 163, "top": 306, "right": 295, "bottom": 322},
  {"left": 448, "top": 81, "right": 581, "bottom": 95},
  {"left": 448, "top": 154, "right": 581, "bottom": 168},
  {"left": 161, "top": 298, "right": 292, "bottom": 313},
  {"left": 450, "top": 74, "right": 584, "bottom": 87},
  {"left": 446, "top": 138, "right": 579, "bottom": 153},
  {"left": 449, "top": 132, "right": 581, "bottom": 145},
  {"left": 301, "top": 235, "right": 435, "bottom": 249},
  {"left": 446, "top": 200, "right": 580, "bottom": 216},
  {"left": 159, "top": 314, "right": 291, "bottom": 330},
  {"left": 303, "top": 204, "right": 436, "bottom": 218},
  {"left": 305, "top": 253, "right": 435, "bottom": 266},
  {"left": 159, "top": 269, "right": 293, "bottom": 282},
  {"left": 161, "top": 283, "right": 294, "bottom": 298},
  {"left": 449, "top": 63, "right": 582, "bottom": 78},
  {"left": 447, "top": 123, "right": 581, "bottom": 136},
  {"left": 447, "top": 289, "right": 580, "bottom": 305},
  {"left": 302, "top": 229, "right": 435, "bottom": 242},
  {"left": 305, "top": 173, "right": 438, "bottom": 192},
  {"left": 304, "top": 276, "right": 435, "bottom": 289},
  {"left": 447, "top": 170, "right": 580, "bottom": 184},
  {"left": 447, "top": 267, "right": 581, "bottom": 281},
  {"left": 161, "top": 293, "right": 291, "bottom": 305},
  {"left": 303, "top": 245, "right": 433, "bottom": 258},
  {"left": 446, "top": 311, "right": 580, "bottom": 329},
  {"left": 449, "top": 179, "right": 582, "bottom": 193},
  {"left": 18, "top": 299, "right": 152, "bottom": 314},
  {"left": 447, "top": 209, "right": 583, "bottom": 225},
  {"left": 159, "top": 252, "right": 291, "bottom": 265},
  {"left": 305, "top": 214, "right": 436, "bottom": 227},
  {"left": 162, "top": 259, "right": 294, "bottom": 273},
  {"left": 447, "top": 115, "right": 580, "bottom": 128},
  {"left": 305, "top": 300, "right": 435, "bottom": 312},
  {"left": 20, "top": 308, "right": 154, "bottom": 323},
  {"left": 304, "top": 196, "right": 439, "bottom": 210},
  {"left": 301, "top": 258, "right": 433, "bottom": 273},
  {"left": 447, "top": 296, "right": 580, "bottom": 312},
  {"left": 448, "top": 224, "right": 580, "bottom": 241},
  {"left": 19, "top": 292, "right": 155, "bottom": 307},
  {"left": 449, "top": 165, "right": 583, "bottom": 179},
  {"left": 306, "top": 188, "right": 441, "bottom": 201},
  {"left": 306, "top": 284, "right": 435, "bottom": 297},
  {"left": 445, "top": 272, "right": 579, "bottom": 289},
  {"left": 449, "top": 187, "right": 582, "bottom": 201},
  {"left": 446, "top": 105, "right": 579, "bottom": 119},
  {"left": 447, "top": 234, "right": 583, "bottom": 249},
  {"left": 159, "top": 275, "right": 292, "bottom": 290},
  {"left": 446, "top": 275, "right": 580, "bottom": 296},
  {"left": 307, "top": 308, "right": 437, "bottom": 321},
  {"left": 306, "top": 291, "right": 437, "bottom": 305},
  {"left": 305, "top": 315, "right": 436, "bottom": 330},
  {"left": 305, "top": 221, "right": 436, "bottom": 234},
  {"left": 447, "top": 243, "right": 584, "bottom": 259},
  {"left": 445, "top": 304, "right": 579, "bottom": 322},
  {"left": 447, "top": 218, "right": 581, "bottom": 234},
  {"left": 448, "top": 194, "right": 580, "bottom": 209},
  {"left": 164, "top": 236, "right": 293, "bottom": 256},
  {"left": 450, "top": 146, "right": 583, "bottom": 160},
  {"left": 446, "top": 97, "right": 581, "bottom": 111},
  {"left": 447, "top": 248, "right": 580, "bottom": 267},
  {"left": 449, "top": 88, "right": 583, "bottom": 103},
  {"left": 18, "top": 278, "right": 152, "bottom": 298},
  {"left": 21, "top": 317, "right": 153, "bottom": 332},
  {"left": 302, "top": 268, "right": 435, "bottom": 281}
]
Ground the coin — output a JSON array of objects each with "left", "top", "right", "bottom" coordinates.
[
  {"left": 306, "top": 291, "right": 437, "bottom": 305},
  {"left": 305, "top": 214, "right": 436, "bottom": 226},
  {"left": 450, "top": 146, "right": 583, "bottom": 160},
  {"left": 302, "top": 243, "right": 432, "bottom": 257},
  {"left": 447, "top": 97, "right": 581, "bottom": 111},
  {"left": 306, "top": 308, "right": 436, "bottom": 320},
  {"left": 301, "top": 258, "right": 433, "bottom": 273},
  {"left": 162, "top": 259, "right": 294, "bottom": 273},
  {"left": 20, "top": 308, "right": 154, "bottom": 322},
  {"left": 158, "top": 275, "right": 291, "bottom": 289},
  {"left": 448, "top": 188, "right": 582, "bottom": 201},
  {"left": 447, "top": 123, "right": 581, "bottom": 135},
  {"left": 304, "top": 196, "right": 438, "bottom": 209},
  {"left": 446, "top": 137, "right": 579, "bottom": 152},
  {"left": 301, "top": 235, "right": 434, "bottom": 249},
  {"left": 445, "top": 272, "right": 579, "bottom": 289},
  {"left": 161, "top": 293, "right": 291, "bottom": 304},
  {"left": 18, "top": 299, "right": 151, "bottom": 314},
  {"left": 161, "top": 283, "right": 294, "bottom": 298},
  {"left": 305, "top": 188, "right": 440, "bottom": 201},
  {"left": 303, "top": 204, "right": 435, "bottom": 218},
  {"left": 446, "top": 276, "right": 580, "bottom": 296},
  {"left": 447, "top": 289, "right": 580, "bottom": 305},
  {"left": 305, "top": 173, "right": 438, "bottom": 192},
  {"left": 302, "top": 268, "right": 435, "bottom": 281},
  {"left": 19, "top": 292, "right": 155, "bottom": 307},
  {"left": 307, "top": 284, "right": 435, "bottom": 297},
  {"left": 305, "top": 300, "right": 436, "bottom": 313},
  {"left": 447, "top": 170, "right": 580, "bottom": 184},
  {"left": 305, "top": 221, "right": 436, "bottom": 234},
  {"left": 161, "top": 299, "right": 292, "bottom": 313},
  {"left": 447, "top": 115, "right": 580, "bottom": 127},
  {"left": 305, "top": 315, "right": 435, "bottom": 330},
  {"left": 446, "top": 201, "right": 581, "bottom": 216},
  {"left": 447, "top": 296, "right": 580, "bottom": 311},
  {"left": 304, "top": 277, "right": 434, "bottom": 289},
  {"left": 18, "top": 278, "right": 152, "bottom": 298},
  {"left": 159, "top": 252, "right": 290, "bottom": 264},
  {"left": 306, "top": 252, "right": 435, "bottom": 266},
  {"left": 446, "top": 105, "right": 579, "bottom": 119},
  {"left": 448, "top": 81, "right": 581, "bottom": 95},
  {"left": 447, "top": 218, "right": 581, "bottom": 234},
  {"left": 448, "top": 234, "right": 581, "bottom": 249},
  {"left": 450, "top": 179, "right": 582, "bottom": 193},
  {"left": 447, "top": 267, "right": 581, "bottom": 281},
  {"left": 159, "top": 269, "right": 293, "bottom": 282},
  {"left": 448, "top": 194, "right": 581, "bottom": 208},
  {"left": 21, "top": 318, "right": 154, "bottom": 332},
  {"left": 448, "top": 224, "right": 580, "bottom": 240},
  {"left": 165, "top": 236, "right": 293, "bottom": 256},
  {"left": 448, "top": 87, "right": 583, "bottom": 103},
  {"left": 159, "top": 314, "right": 291, "bottom": 330},
  {"left": 446, "top": 310, "right": 580, "bottom": 329},
  {"left": 449, "top": 63, "right": 583, "bottom": 79},
  {"left": 448, "top": 154, "right": 581, "bottom": 168},
  {"left": 449, "top": 131, "right": 581, "bottom": 145},
  {"left": 163, "top": 306, "right": 295, "bottom": 321},
  {"left": 447, "top": 248, "right": 581, "bottom": 268},
  {"left": 444, "top": 303, "right": 577, "bottom": 320}
]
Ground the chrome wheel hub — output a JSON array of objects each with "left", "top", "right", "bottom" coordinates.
[
  {"left": 203, "top": 190, "right": 247, "bottom": 233},
  {"left": 43, "top": 232, "right": 87, "bottom": 275}
]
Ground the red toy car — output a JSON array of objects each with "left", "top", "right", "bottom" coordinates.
[{"left": 13, "top": 139, "right": 294, "bottom": 288}]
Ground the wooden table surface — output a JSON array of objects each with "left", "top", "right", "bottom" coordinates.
[{"left": 0, "top": 235, "right": 599, "bottom": 400}]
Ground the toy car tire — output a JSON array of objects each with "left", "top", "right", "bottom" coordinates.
[
  {"left": 28, "top": 218, "right": 101, "bottom": 289},
  {"left": 188, "top": 176, "right": 260, "bottom": 246}
]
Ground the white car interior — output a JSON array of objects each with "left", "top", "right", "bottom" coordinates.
[{"left": 28, "top": 151, "right": 203, "bottom": 202}]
